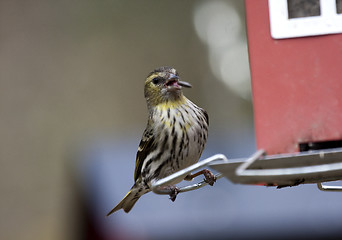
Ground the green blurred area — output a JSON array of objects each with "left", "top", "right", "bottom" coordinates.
[{"left": 0, "top": 1, "right": 251, "bottom": 239}]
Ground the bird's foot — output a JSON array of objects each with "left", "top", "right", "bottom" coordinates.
[
  {"left": 184, "top": 169, "right": 216, "bottom": 186},
  {"left": 202, "top": 169, "right": 216, "bottom": 186},
  {"left": 168, "top": 186, "right": 179, "bottom": 202}
]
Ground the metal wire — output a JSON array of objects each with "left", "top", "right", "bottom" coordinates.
[
  {"left": 317, "top": 182, "right": 342, "bottom": 192},
  {"left": 151, "top": 154, "right": 228, "bottom": 195}
]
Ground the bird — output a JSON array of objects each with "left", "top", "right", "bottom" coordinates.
[{"left": 107, "top": 66, "right": 215, "bottom": 215}]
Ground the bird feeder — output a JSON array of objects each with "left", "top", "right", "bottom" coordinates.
[{"left": 152, "top": 0, "right": 342, "bottom": 194}]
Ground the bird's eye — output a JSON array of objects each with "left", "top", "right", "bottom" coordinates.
[{"left": 152, "top": 77, "right": 161, "bottom": 84}]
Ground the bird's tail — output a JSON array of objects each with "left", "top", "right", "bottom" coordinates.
[{"left": 106, "top": 184, "right": 144, "bottom": 216}]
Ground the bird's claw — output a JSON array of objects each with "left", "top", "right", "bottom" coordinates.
[
  {"left": 203, "top": 169, "right": 216, "bottom": 186},
  {"left": 169, "top": 186, "right": 179, "bottom": 202},
  {"left": 184, "top": 169, "right": 217, "bottom": 186}
]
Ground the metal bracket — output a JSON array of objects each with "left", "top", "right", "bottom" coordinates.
[
  {"left": 236, "top": 149, "right": 342, "bottom": 191},
  {"left": 210, "top": 148, "right": 342, "bottom": 188},
  {"left": 151, "top": 148, "right": 342, "bottom": 196}
]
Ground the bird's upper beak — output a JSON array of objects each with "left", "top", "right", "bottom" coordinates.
[
  {"left": 165, "top": 74, "right": 192, "bottom": 89},
  {"left": 178, "top": 80, "right": 192, "bottom": 88}
]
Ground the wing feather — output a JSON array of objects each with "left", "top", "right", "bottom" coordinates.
[
  {"left": 134, "top": 124, "right": 156, "bottom": 182},
  {"left": 202, "top": 109, "right": 209, "bottom": 125}
]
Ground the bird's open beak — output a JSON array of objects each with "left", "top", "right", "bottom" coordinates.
[{"left": 166, "top": 74, "right": 192, "bottom": 88}]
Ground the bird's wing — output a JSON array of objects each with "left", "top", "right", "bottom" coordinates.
[
  {"left": 134, "top": 122, "right": 156, "bottom": 182},
  {"left": 202, "top": 108, "right": 209, "bottom": 126}
]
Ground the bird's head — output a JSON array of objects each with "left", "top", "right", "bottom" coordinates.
[{"left": 144, "top": 66, "right": 192, "bottom": 107}]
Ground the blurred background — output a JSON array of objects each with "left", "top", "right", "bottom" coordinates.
[{"left": 1, "top": 0, "right": 342, "bottom": 239}]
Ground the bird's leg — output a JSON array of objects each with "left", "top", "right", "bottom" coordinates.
[{"left": 184, "top": 169, "right": 217, "bottom": 186}]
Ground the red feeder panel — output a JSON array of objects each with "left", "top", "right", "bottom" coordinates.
[{"left": 245, "top": 0, "right": 342, "bottom": 155}]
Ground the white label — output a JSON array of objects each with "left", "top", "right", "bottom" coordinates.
[{"left": 269, "top": 0, "right": 342, "bottom": 39}]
